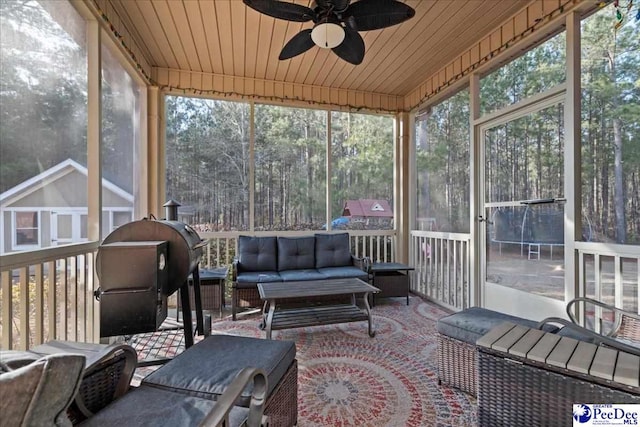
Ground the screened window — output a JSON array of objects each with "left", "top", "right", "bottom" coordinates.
[
  {"left": 581, "top": 5, "right": 639, "bottom": 245},
  {"left": 331, "top": 112, "right": 394, "bottom": 230},
  {"left": 484, "top": 104, "right": 565, "bottom": 204},
  {"left": 112, "top": 211, "right": 132, "bottom": 230},
  {"left": 165, "top": 96, "right": 250, "bottom": 231},
  {"left": 480, "top": 33, "right": 566, "bottom": 115},
  {"left": 415, "top": 89, "right": 470, "bottom": 233},
  {"left": 255, "top": 105, "right": 327, "bottom": 231},
  {"left": 102, "top": 37, "right": 140, "bottom": 223},
  {"left": 0, "top": 0, "right": 87, "bottom": 251}
]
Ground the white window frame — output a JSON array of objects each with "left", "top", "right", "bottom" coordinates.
[{"left": 12, "top": 209, "right": 41, "bottom": 250}]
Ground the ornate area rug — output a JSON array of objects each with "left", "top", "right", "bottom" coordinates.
[{"left": 207, "top": 297, "right": 477, "bottom": 427}]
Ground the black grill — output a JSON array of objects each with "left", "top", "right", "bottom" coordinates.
[{"left": 95, "top": 202, "right": 207, "bottom": 348}]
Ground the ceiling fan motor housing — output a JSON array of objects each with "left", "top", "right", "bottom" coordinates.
[{"left": 243, "top": 0, "right": 416, "bottom": 65}]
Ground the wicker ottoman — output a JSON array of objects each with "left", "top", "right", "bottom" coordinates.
[
  {"left": 142, "top": 334, "right": 298, "bottom": 427},
  {"left": 436, "top": 307, "right": 554, "bottom": 396},
  {"left": 477, "top": 322, "right": 640, "bottom": 426}
]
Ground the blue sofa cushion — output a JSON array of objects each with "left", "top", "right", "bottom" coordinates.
[
  {"left": 235, "top": 271, "right": 281, "bottom": 287},
  {"left": 142, "top": 335, "right": 296, "bottom": 407},
  {"left": 279, "top": 269, "right": 326, "bottom": 282},
  {"left": 317, "top": 266, "right": 367, "bottom": 280},
  {"left": 437, "top": 307, "right": 559, "bottom": 345},
  {"left": 315, "top": 233, "right": 352, "bottom": 268},
  {"left": 238, "top": 236, "right": 277, "bottom": 272},
  {"left": 278, "top": 236, "right": 315, "bottom": 271}
]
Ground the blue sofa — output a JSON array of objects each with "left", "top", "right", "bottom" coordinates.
[{"left": 232, "top": 233, "right": 369, "bottom": 320}]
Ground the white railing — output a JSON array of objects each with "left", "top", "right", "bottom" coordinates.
[
  {"left": 197, "top": 229, "right": 397, "bottom": 268},
  {"left": 409, "top": 230, "right": 471, "bottom": 311},
  {"left": 0, "top": 242, "right": 100, "bottom": 350},
  {"left": 1, "top": 230, "right": 395, "bottom": 350},
  {"left": 408, "top": 231, "right": 640, "bottom": 315},
  {"left": 575, "top": 241, "right": 640, "bottom": 313},
  {"left": 9, "top": 230, "right": 633, "bottom": 351}
]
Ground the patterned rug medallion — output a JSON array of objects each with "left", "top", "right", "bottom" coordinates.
[{"left": 204, "top": 297, "right": 477, "bottom": 427}]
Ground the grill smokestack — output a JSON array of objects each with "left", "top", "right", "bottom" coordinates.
[{"left": 164, "top": 199, "right": 180, "bottom": 221}]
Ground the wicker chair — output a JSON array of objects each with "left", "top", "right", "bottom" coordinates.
[{"left": 537, "top": 297, "right": 640, "bottom": 356}]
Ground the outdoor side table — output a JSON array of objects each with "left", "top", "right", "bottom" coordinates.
[
  {"left": 179, "top": 267, "right": 228, "bottom": 319},
  {"left": 369, "top": 262, "right": 414, "bottom": 306}
]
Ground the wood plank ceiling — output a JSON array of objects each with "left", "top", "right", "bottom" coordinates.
[{"left": 108, "top": 0, "right": 532, "bottom": 97}]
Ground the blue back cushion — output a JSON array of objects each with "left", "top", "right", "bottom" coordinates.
[
  {"left": 315, "top": 233, "right": 352, "bottom": 268},
  {"left": 237, "top": 236, "right": 277, "bottom": 272},
  {"left": 277, "top": 236, "right": 315, "bottom": 271}
]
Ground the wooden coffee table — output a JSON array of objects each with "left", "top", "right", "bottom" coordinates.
[{"left": 258, "top": 278, "right": 380, "bottom": 339}]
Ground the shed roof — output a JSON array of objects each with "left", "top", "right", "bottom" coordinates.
[
  {"left": 343, "top": 199, "right": 393, "bottom": 218},
  {"left": 0, "top": 159, "right": 133, "bottom": 207}
]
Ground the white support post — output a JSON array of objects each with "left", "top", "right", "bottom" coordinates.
[
  {"left": 469, "top": 73, "right": 481, "bottom": 308},
  {"left": 564, "top": 11, "right": 581, "bottom": 303},
  {"left": 87, "top": 19, "right": 102, "bottom": 241}
]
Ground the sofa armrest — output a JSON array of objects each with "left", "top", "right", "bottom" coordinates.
[
  {"left": 351, "top": 255, "right": 370, "bottom": 272},
  {"left": 232, "top": 257, "right": 240, "bottom": 282},
  {"left": 199, "top": 367, "right": 268, "bottom": 427}
]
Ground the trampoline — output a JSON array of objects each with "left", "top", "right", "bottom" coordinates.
[{"left": 490, "top": 198, "right": 592, "bottom": 260}]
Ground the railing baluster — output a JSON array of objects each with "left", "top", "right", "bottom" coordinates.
[
  {"left": 19, "top": 266, "right": 28, "bottom": 350},
  {"left": 35, "top": 264, "right": 44, "bottom": 345},
  {"left": 1, "top": 270, "right": 12, "bottom": 349},
  {"left": 60, "top": 258, "right": 68, "bottom": 341},
  {"left": 614, "top": 255, "right": 623, "bottom": 309},
  {"left": 88, "top": 252, "right": 98, "bottom": 343},
  {"left": 70, "top": 256, "right": 78, "bottom": 342},
  {"left": 47, "top": 260, "right": 56, "bottom": 343}
]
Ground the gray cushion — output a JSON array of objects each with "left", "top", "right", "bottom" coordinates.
[
  {"left": 279, "top": 269, "right": 326, "bottom": 282},
  {"left": 0, "top": 353, "right": 85, "bottom": 427},
  {"left": 79, "top": 385, "right": 249, "bottom": 427},
  {"left": 317, "top": 266, "right": 368, "bottom": 280},
  {"left": 436, "top": 307, "right": 558, "bottom": 345},
  {"left": 236, "top": 271, "right": 282, "bottom": 286},
  {"left": 142, "top": 335, "right": 296, "bottom": 407},
  {"left": 237, "top": 236, "right": 277, "bottom": 272},
  {"left": 0, "top": 350, "right": 39, "bottom": 369},
  {"left": 315, "top": 233, "right": 352, "bottom": 268},
  {"left": 278, "top": 236, "right": 315, "bottom": 271}
]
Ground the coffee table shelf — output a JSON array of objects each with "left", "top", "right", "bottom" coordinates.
[
  {"left": 268, "top": 304, "right": 370, "bottom": 331},
  {"left": 258, "top": 278, "right": 379, "bottom": 339}
]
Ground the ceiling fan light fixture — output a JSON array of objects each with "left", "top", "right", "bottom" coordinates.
[{"left": 311, "top": 21, "right": 345, "bottom": 49}]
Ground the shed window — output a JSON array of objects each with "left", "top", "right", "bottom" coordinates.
[{"left": 15, "top": 212, "right": 38, "bottom": 246}]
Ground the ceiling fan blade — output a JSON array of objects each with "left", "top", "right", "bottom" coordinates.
[
  {"left": 243, "top": 0, "right": 314, "bottom": 22},
  {"left": 345, "top": 0, "right": 415, "bottom": 31},
  {"left": 279, "top": 29, "right": 315, "bottom": 60},
  {"left": 316, "top": 0, "right": 351, "bottom": 11},
  {"left": 332, "top": 27, "right": 364, "bottom": 65}
]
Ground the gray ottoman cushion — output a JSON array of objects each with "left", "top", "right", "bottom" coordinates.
[
  {"left": 142, "top": 335, "right": 296, "bottom": 406},
  {"left": 437, "top": 307, "right": 558, "bottom": 345},
  {"left": 79, "top": 385, "right": 249, "bottom": 427}
]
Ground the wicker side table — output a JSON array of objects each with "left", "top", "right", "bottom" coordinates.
[
  {"left": 179, "top": 267, "right": 228, "bottom": 319},
  {"left": 369, "top": 262, "right": 414, "bottom": 305}
]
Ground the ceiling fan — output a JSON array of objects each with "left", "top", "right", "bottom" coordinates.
[{"left": 243, "top": 0, "right": 416, "bottom": 65}]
